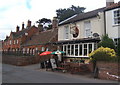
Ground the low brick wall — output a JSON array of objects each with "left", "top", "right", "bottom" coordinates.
[
  {"left": 2, "top": 55, "right": 41, "bottom": 66},
  {"left": 87, "top": 62, "right": 94, "bottom": 72},
  {"left": 2, "top": 54, "right": 54, "bottom": 66},
  {"left": 96, "top": 61, "right": 120, "bottom": 81}
]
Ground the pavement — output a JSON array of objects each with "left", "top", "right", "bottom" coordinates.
[{"left": 2, "top": 63, "right": 119, "bottom": 83}]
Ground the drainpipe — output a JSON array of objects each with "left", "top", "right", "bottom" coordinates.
[{"left": 104, "top": 11, "right": 106, "bottom": 35}]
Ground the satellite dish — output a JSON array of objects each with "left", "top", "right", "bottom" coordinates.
[{"left": 93, "top": 33, "right": 99, "bottom": 38}]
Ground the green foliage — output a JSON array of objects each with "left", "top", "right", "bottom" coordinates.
[
  {"left": 36, "top": 18, "right": 51, "bottom": 25},
  {"left": 117, "top": 39, "right": 120, "bottom": 56},
  {"left": 56, "top": 5, "right": 86, "bottom": 22},
  {"left": 98, "top": 34, "right": 115, "bottom": 50},
  {"left": 89, "top": 47, "right": 116, "bottom": 62},
  {"left": 36, "top": 18, "right": 52, "bottom": 30}
]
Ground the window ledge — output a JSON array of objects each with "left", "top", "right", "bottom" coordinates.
[{"left": 112, "top": 24, "right": 120, "bottom": 27}]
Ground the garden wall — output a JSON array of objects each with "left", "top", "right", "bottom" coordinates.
[
  {"left": 96, "top": 61, "right": 120, "bottom": 81},
  {"left": 2, "top": 55, "right": 40, "bottom": 66},
  {"left": 2, "top": 54, "right": 54, "bottom": 66}
]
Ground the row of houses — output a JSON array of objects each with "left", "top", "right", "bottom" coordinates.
[{"left": 2, "top": 0, "right": 120, "bottom": 62}]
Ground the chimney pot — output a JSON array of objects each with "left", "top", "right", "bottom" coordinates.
[
  {"left": 16, "top": 25, "right": 20, "bottom": 32},
  {"left": 27, "top": 20, "right": 31, "bottom": 28},
  {"left": 106, "top": 0, "right": 114, "bottom": 7},
  {"left": 52, "top": 17, "right": 58, "bottom": 29},
  {"left": 38, "top": 24, "right": 43, "bottom": 32},
  {"left": 22, "top": 22, "right": 24, "bottom": 30},
  {"left": 6, "top": 36, "right": 9, "bottom": 39}
]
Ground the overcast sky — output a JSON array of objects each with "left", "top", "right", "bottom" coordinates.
[{"left": 0, "top": 0, "right": 119, "bottom": 40}]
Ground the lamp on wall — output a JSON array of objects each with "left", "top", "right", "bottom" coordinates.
[
  {"left": 93, "top": 33, "right": 100, "bottom": 38},
  {"left": 97, "top": 12, "right": 101, "bottom": 19}
]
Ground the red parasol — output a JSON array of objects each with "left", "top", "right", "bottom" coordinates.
[{"left": 39, "top": 51, "right": 52, "bottom": 56}]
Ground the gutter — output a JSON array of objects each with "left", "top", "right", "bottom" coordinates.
[{"left": 59, "top": 14, "right": 77, "bottom": 25}]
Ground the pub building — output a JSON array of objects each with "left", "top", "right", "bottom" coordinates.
[{"left": 55, "top": 7, "right": 105, "bottom": 63}]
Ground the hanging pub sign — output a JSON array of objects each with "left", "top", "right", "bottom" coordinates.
[{"left": 70, "top": 24, "right": 79, "bottom": 38}]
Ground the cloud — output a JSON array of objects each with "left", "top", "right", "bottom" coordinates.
[
  {"left": 0, "top": 0, "right": 32, "bottom": 40},
  {"left": 0, "top": 0, "right": 119, "bottom": 40}
]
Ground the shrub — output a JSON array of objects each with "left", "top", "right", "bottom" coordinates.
[
  {"left": 117, "top": 39, "right": 120, "bottom": 56},
  {"left": 98, "top": 34, "right": 115, "bottom": 50},
  {"left": 89, "top": 47, "right": 116, "bottom": 62}
]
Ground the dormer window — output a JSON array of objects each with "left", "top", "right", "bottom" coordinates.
[
  {"left": 25, "top": 33, "right": 28, "bottom": 36},
  {"left": 17, "top": 40, "right": 18, "bottom": 44}
]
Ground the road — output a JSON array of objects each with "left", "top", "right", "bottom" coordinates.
[{"left": 2, "top": 64, "right": 119, "bottom": 83}]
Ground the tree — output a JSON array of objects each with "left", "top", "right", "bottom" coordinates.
[
  {"left": 36, "top": 18, "right": 52, "bottom": 30},
  {"left": 98, "top": 34, "right": 115, "bottom": 50},
  {"left": 56, "top": 5, "right": 86, "bottom": 22}
]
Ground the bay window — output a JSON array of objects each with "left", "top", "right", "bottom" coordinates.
[{"left": 61, "top": 43, "right": 96, "bottom": 57}]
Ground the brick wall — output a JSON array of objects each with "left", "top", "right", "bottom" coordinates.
[
  {"left": 2, "top": 55, "right": 40, "bottom": 66},
  {"left": 96, "top": 61, "right": 120, "bottom": 81},
  {"left": 21, "top": 26, "right": 38, "bottom": 44},
  {"left": 2, "top": 54, "right": 57, "bottom": 66},
  {"left": 87, "top": 62, "right": 94, "bottom": 72}
]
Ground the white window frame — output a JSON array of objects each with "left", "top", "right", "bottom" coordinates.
[
  {"left": 17, "top": 40, "right": 19, "bottom": 44},
  {"left": 9, "top": 40, "right": 12, "bottom": 45},
  {"left": 46, "top": 48, "right": 49, "bottom": 51},
  {"left": 36, "top": 47, "right": 38, "bottom": 51},
  {"left": 64, "top": 25, "right": 69, "bottom": 39},
  {"left": 113, "top": 8, "right": 120, "bottom": 26},
  {"left": 23, "top": 48, "right": 25, "bottom": 54},
  {"left": 84, "top": 21, "right": 92, "bottom": 38},
  {"left": 67, "top": 45, "right": 70, "bottom": 56},
  {"left": 33, "top": 49, "right": 35, "bottom": 55},
  {"left": 75, "top": 44, "right": 78, "bottom": 56},
  {"left": 62, "top": 43, "right": 95, "bottom": 57},
  {"left": 27, "top": 48, "right": 29, "bottom": 54},
  {"left": 14, "top": 40, "right": 16, "bottom": 44},
  {"left": 41, "top": 47, "right": 45, "bottom": 51}
]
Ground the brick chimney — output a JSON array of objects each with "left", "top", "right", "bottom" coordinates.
[
  {"left": 52, "top": 17, "right": 58, "bottom": 29},
  {"left": 38, "top": 24, "right": 43, "bottom": 32},
  {"left": 6, "top": 36, "right": 9, "bottom": 39},
  {"left": 16, "top": 25, "right": 20, "bottom": 32},
  {"left": 106, "top": 0, "right": 114, "bottom": 7},
  {"left": 22, "top": 22, "right": 24, "bottom": 30},
  {"left": 27, "top": 20, "right": 31, "bottom": 28}
]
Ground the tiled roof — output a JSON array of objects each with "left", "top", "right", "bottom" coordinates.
[
  {"left": 105, "top": 2, "right": 120, "bottom": 11},
  {"left": 11, "top": 26, "right": 37, "bottom": 39},
  {"left": 12, "top": 29, "right": 28, "bottom": 38},
  {"left": 22, "top": 28, "right": 58, "bottom": 46},
  {"left": 59, "top": 7, "right": 105, "bottom": 26}
]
